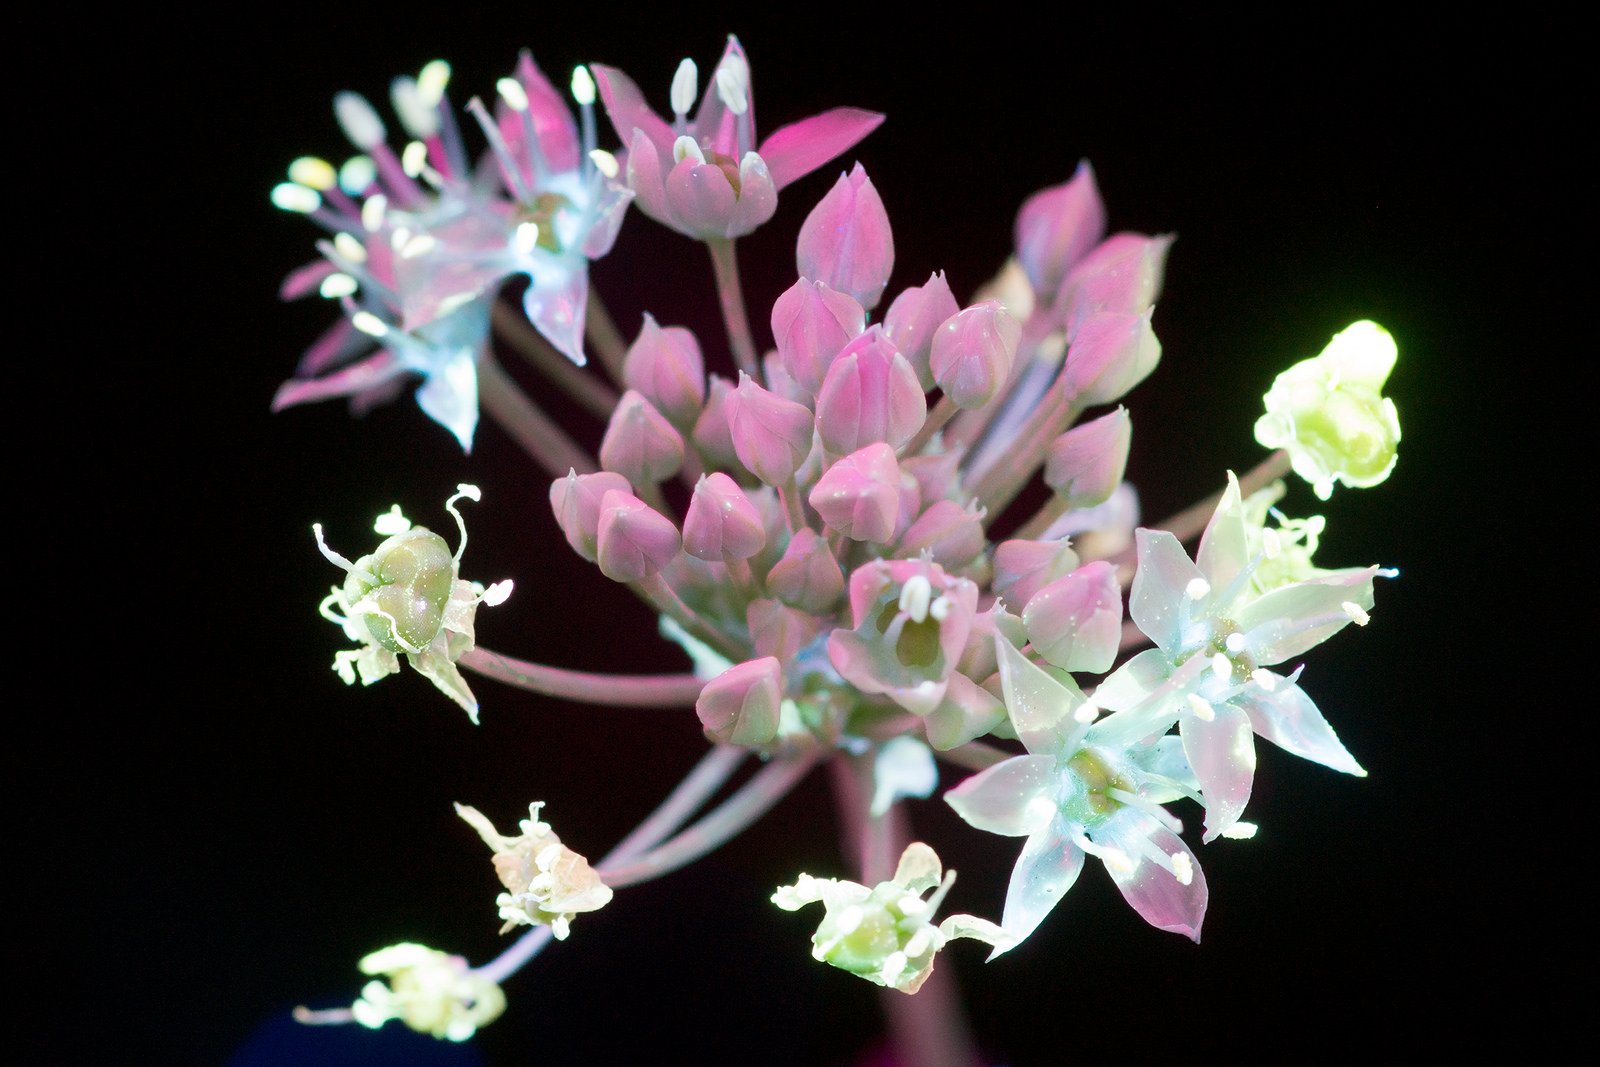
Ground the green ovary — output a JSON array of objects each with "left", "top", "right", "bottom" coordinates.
[{"left": 350, "top": 529, "right": 456, "bottom": 652}]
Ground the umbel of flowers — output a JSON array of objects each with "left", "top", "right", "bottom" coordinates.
[{"left": 279, "top": 37, "right": 1399, "bottom": 1045}]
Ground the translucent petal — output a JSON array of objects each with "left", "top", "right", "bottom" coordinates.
[
  {"left": 760, "top": 107, "right": 886, "bottom": 191},
  {"left": 1100, "top": 815, "right": 1206, "bottom": 941},
  {"left": 1234, "top": 566, "right": 1378, "bottom": 664},
  {"left": 1234, "top": 674, "right": 1366, "bottom": 776},
  {"left": 996, "top": 630, "right": 1088, "bottom": 756},
  {"left": 590, "top": 63, "right": 676, "bottom": 158},
  {"left": 272, "top": 350, "right": 403, "bottom": 410},
  {"left": 1181, "top": 702, "right": 1256, "bottom": 842},
  {"left": 1091, "top": 648, "right": 1170, "bottom": 712},
  {"left": 944, "top": 755, "right": 1059, "bottom": 837},
  {"left": 1196, "top": 473, "right": 1249, "bottom": 596},
  {"left": 522, "top": 269, "right": 588, "bottom": 368},
  {"left": 414, "top": 348, "right": 480, "bottom": 451},
  {"left": 891, "top": 841, "right": 943, "bottom": 893},
  {"left": 1130, "top": 529, "right": 1202, "bottom": 651},
  {"left": 998, "top": 819, "right": 1084, "bottom": 952}
]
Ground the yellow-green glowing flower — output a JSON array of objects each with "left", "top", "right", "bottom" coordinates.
[
  {"left": 1254, "top": 320, "right": 1400, "bottom": 499},
  {"left": 349, "top": 942, "right": 505, "bottom": 1042}
]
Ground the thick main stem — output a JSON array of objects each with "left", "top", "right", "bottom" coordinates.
[
  {"left": 477, "top": 354, "right": 597, "bottom": 477},
  {"left": 706, "top": 238, "right": 761, "bottom": 380},
  {"left": 458, "top": 647, "right": 704, "bottom": 707},
  {"left": 492, "top": 300, "right": 619, "bottom": 420}
]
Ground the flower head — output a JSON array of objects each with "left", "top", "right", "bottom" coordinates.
[
  {"left": 773, "top": 842, "right": 1008, "bottom": 993},
  {"left": 346, "top": 942, "right": 505, "bottom": 1041},
  {"left": 314, "top": 485, "right": 512, "bottom": 722},
  {"left": 1254, "top": 319, "right": 1401, "bottom": 499},
  {"left": 456, "top": 802, "right": 613, "bottom": 938}
]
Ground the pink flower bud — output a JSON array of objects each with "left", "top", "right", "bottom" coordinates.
[
  {"left": 762, "top": 350, "right": 810, "bottom": 406},
  {"left": 1059, "top": 232, "right": 1173, "bottom": 335},
  {"left": 595, "top": 488, "right": 681, "bottom": 583},
  {"left": 1022, "top": 560, "right": 1122, "bottom": 673},
  {"left": 808, "top": 442, "right": 900, "bottom": 542},
  {"left": 884, "top": 271, "right": 960, "bottom": 389},
  {"left": 1045, "top": 406, "right": 1131, "bottom": 508},
  {"left": 796, "top": 163, "right": 894, "bottom": 311},
  {"left": 766, "top": 528, "right": 845, "bottom": 613},
  {"left": 929, "top": 301, "right": 1020, "bottom": 410},
  {"left": 991, "top": 538, "right": 1081, "bottom": 609},
  {"left": 549, "top": 470, "right": 632, "bottom": 561},
  {"left": 725, "top": 372, "right": 815, "bottom": 486},
  {"left": 696, "top": 656, "right": 783, "bottom": 746},
  {"left": 896, "top": 499, "right": 986, "bottom": 569},
  {"left": 814, "top": 327, "right": 926, "bottom": 455},
  {"left": 623, "top": 314, "right": 706, "bottom": 430},
  {"left": 682, "top": 473, "right": 766, "bottom": 562},
  {"left": 1014, "top": 161, "right": 1107, "bottom": 296},
  {"left": 770, "top": 278, "right": 864, "bottom": 396},
  {"left": 892, "top": 469, "right": 922, "bottom": 545},
  {"left": 746, "top": 598, "right": 823, "bottom": 662},
  {"left": 1061, "top": 310, "right": 1160, "bottom": 406},
  {"left": 600, "top": 390, "right": 685, "bottom": 486},
  {"left": 693, "top": 375, "right": 741, "bottom": 472}
]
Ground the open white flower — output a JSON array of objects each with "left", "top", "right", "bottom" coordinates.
[
  {"left": 456, "top": 802, "right": 612, "bottom": 938},
  {"left": 348, "top": 942, "right": 505, "bottom": 1042}
]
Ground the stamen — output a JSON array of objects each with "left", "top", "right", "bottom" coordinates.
[
  {"left": 1186, "top": 693, "right": 1215, "bottom": 722},
  {"left": 372, "top": 504, "right": 411, "bottom": 536},
  {"left": 360, "top": 193, "right": 387, "bottom": 233},
  {"left": 902, "top": 928, "right": 932, "bottom": 959},
  {"left": 464, "top": 96, "right": 535, "bottom": 201},
  {"left": 923, "top": 869, "right": 958, "bottom": 915},
  {"left": 339, "top": 156, "right": 377, "bottom": 195},
  {"left": 311, "top": 522, "right": 358, "bottom": 571},
  {"left": 835, "top": 904, "right": 864, "bottom": 936},
  {"left": 351, "top": 311, "right": 389, "bottom": 337},
  {"left": 293, "top": 1006, "right": 356, "bottom": 1026},
  {"left": 1224, "top": 632, "right": 1247, "bottom": 654},
  {"left": 1073, "top": 699, "right": 1100, "bottom": 724},
  {"left": 390, "top": 77, "right": 438, "bottom": 139},
  {"left": 496, "top": 77, "right": 530, "bottom": 113},
  {"left": 1025, "top": 795, "right": 1057, "bottom": 824},
  {"left": 417, "top": 60, "right": 451, "bottom": 107},
  {"left": 670, "top": 58, "right": 698, "bottom": 119},
  {"left": 1073, "top": 833, "right": 1134, "bottom": 877},
  {"left": 270, "top": 182, "right": 320, "bottom": 213},
  {"left": 673, "top": 135, "right": 706, "bottom": 165},
  {"left": 570, "top": 65, "right": 596, "bottom": 106},
  {"left": 1341, "top": 601, "right": 1370, "bottom": 626},
  {"left": 1249, "top": 668, "right": 1278, "bottom": 692},
  {"left": 288, "top": 156, "right": 338, "bottom": 190},
  {"left": 714, "top": 53, "right": 750, "bottom": 115},
  {"left": 401, "top": 140, "right": 429, "bottom": 178},
  {"left": 389, "top": 226, "right": 411, "bottom": 250},
  {"left": 1219, "top": 821, "right": 1258, "bottom": 840},
  {"left": 1170, "top": 851, "right": 1194, "bottom": 885},
  {"left": 898, "top": 574, "right": 933, "bottom": 622},
  {"left": 1105, "top": 788, "right": 1184, "bottom": 834},
  {"left": 929, "top": 595, "right": 951, "bottom": 622},
  {"left": 589, "top": 149, "right": 620, "bottom": 179},
  {"left": 1261, "top": 527, "right": 1282, "bottom": 558},
  {"left": 514, "top": 222, "right": 541, "bottom": 256},
  {"left": 319, "top": 273, "right": 358, "bottom": 299},
  {"left": 1211, "top": 652, "right": 1232, "bottom": 681},
  {"left": 333, "top": 91, "right": 386, "bottom": 150},
  {"left": 435, "top": 291, "right": 479, "bottom": 317},
  {"left": 444, "top": 483, "right": 482, "bottom": 563},
  {"left": 481, "top": 580, "right": 514, "bottom": 606},
  {"left": 1185, "top": 577, "right": 1211, "bottom": 600},
  {"left": 399, "top": 233, "right": 437, "bottom": 259},
  {"left": 333, "top": 232, "right": 367, "bottom": 263}
]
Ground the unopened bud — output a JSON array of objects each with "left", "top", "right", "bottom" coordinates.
[
  {"left": 884, "top": 271, "right": 961, "bottom": 390},
  {"left": 696, "top": 656, "right": 783, "bottom": 745},
  {"left": 595, "top": 489, "right": 681, "bottom": 582},
  {"left": 623, "top": 313, "right": 706, "bottom": 430},
  {"left": 770, "top": 278, "right": 864, "bottom": 396},
  {"left": 809, "top": 443, "right": 901, "bottom": 543},
  {"left": 815, "top": 327, "right": 926, "bottom": 455},
  {"left": 1014, "top": 161, "right": 1107, "bottom": 296},
  {"left": 766, "top": 528, "right": 845, "bottom": 613},
  {"left": 991, "top": 538, "right": 1081, "bottom": 609},
  {"left": 1061, "top": 310, "right": 1160, "bottom": 406},
  {"left": 929, "top": 301, "right": 1020, "bottom": 410},
  {"left": 1045, "top": 406, "right": 1131, "bottom": 508},
  {"left": 683, "top": 473, "right": 766, "bottom": 562},
  {"left": 1022, "top": 561, "right": 1122, "bottom": 673},
  {"left": 600, "top": 391, "right": 685, "bottom": 486},
  {"left": 726, "top": 372, "right": 816, "bottom": 486},
  {"left": 796, "top": 163, "right": 894, "bottom": 310},
  {"left": 896, "top": 500, "right": 986, "bottom": 569}
]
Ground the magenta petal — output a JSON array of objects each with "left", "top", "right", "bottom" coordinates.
[
  {"left": 690, "top": 37, "right": 753, "bottom": 155},
  {"left": 759, "top": 107, "right": 886, "bottom": 191},
  {"left": 1182, "top": 703, "right": 1256, "bottom": 842},
  {"left": 591, "top": 64, "right": 675, "bottom": 159},
  {"left": 665, "top": 160, "right": 739, "bottom": 237},
  {"left": 296, "top": 317, "right": 362, "bottom": 375},
  {"left": 280, "top": 259, "right": 337, "bottom": 301},
  {"left": 1101, "top": 816, "right": 1207, "bottom": 941},
  {"left": 513, "top": 50, "right": 581, "bottom": 174},
  {"left": 796, "top": 163, "right": 895, "bottom": 310},
  {"left": 272, "top": 350, "right": 404, "bottom": 410},
  {"left": 726, "top": 153, "right": 778, "bottom": 237},
  {"left": 624, "top": 128, "right": 674, "bottom": 226},
  {"left": 1022, "top": 561, "right": 1123, "bottom": 674}
]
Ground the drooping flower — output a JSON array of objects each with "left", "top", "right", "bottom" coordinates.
[
  {"left": 1254, "top": 319, "right": 1401, "bottom": 499},
  {"left": 592, "top": 37, "right": 883, "bottom": 240},
  {"left": 346, "top": 942, "right": 505, "bottom": 1041},
  {"left": 773, "top": 842, "right": 1009, "bottom": 993},
  {"left": 313, "top": 485, "right": 512, "bottom": 722},
  {"left": 946, "top": 633, "right": 1208, "bottom": 947},
  {"left": 455, "top": 802, "right": 613, "bottom": 938}
]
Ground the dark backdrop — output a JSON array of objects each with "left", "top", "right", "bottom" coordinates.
[{"left": 44, "top": 7, "right": 1562, "bottom": 1063}]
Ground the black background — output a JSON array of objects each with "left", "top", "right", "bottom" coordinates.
[{"left": 41, "top": 7, "right": 1564, "bottom": 1063}]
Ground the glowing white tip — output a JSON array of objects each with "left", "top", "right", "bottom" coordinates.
[
  {"left": 399, "top": 140, "right": 427, "bottom": 178},
  {"left": 1224, "top": 631, "right": 1247, "bottom": 654},
  {"left": 373, "top": 504, "right": 412, "bottom": 536},
  {"left": 333, "top": 231, "right": 367, "bottom": 264},
  {"left": 903, "top": 928, "right": 932, "bottom": 959},
  {"left": 670, "top": 58, "right": 698, "bottom": 116},
  {"left": 360, "top": 193, "right": 387, "bottom": 233},
  {"left": 319, "top": 273, "right": 358, "bottom": 299},
  {"left": 514, "top": 222, "right": 541, "bottom": 256},
  {"left": 1185, "top": 577, "right": 1211, "bottom": 600},
  {"left": 389, "top": 226, "right": 412, "bottom": 250},
  {"left": 1211, "top": 652, "right": 1232, "bottom": 681},
  {"left": 339, "top": 155, "right": 377, "bottom": 195},
  {"left": 288, "top": 156, "right": 337, "bottom": 190},
  {"left": 496, "top": 77, "right": 529, "bottom": 112},
  {"left": 390, "top": 77, "right": 437, "bottom": 139},
  {"left": 1261, "top": 527, "right": 1283, "bottom": 559},
  {"left": 1186, "top": 694, "right": 1215, "bottom": 722},
  {"left": 1219, "top": 821, "right": 1258, "bottom": 840},
  {"left": 672, "top": 135, "right": 706, "bottom": 165},
  {"left": 1250, "top": 668, "right": 1278, "bottom": 692},
  {"left": 1170, "top": 851, "right": 1194, "bottom": 885},
  {"left": 1342, "top": 601, "right": 1370, "bottom": 626},
  {"left": 929, "top": 595, "right": 951, "bottom": 622},
  {"left": 400, "top": 233, "right": 437, "bottom": 259},
  {"left": 351, "top": 311, "right": 389, "bottom": 337},
  {"left": 588, "top": 149, "right": 620, "bottom": 179},
  {"left": 417, "top": 59, "right": 451, "bottom": 107},
  {"left": 270, "top": 182, "right": 321, "bottom": 213},
  {"left": 1025, "top": 795, "right": 1057, "bottom": 824},
  {"left": 714, "top": 54, "right": 750, "bottom": 115},
  {"left": 483, "top": 579, "right": 514, "bottom": 606},
  {"left": 435, "top": 291, "right": 479, "bottom": 318},
  {"left": 570, "top": 65, "right": 596, "bottom": 106},
  {"left": 898, "top": 574, "right": 933, "bottom": 623},
  {"left": 835, "top": 905, "right": 864, "bottom": 937},
  {"left": 1073, "top": 700, "right": 1100, "bottom": 724},
  {"left": 333, "top": 91, "right": 386, "bottom": 149}
]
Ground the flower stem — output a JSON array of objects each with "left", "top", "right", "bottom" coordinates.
[
  {"left": 1011, "top": 492, "right": 1068, "bottom": 541},
  {"left": 901, "top": 395, "right": 959, "bottom": 458},
  {"left": 1153, "top": 449, "right": 1293, "bottom": 544},
  {"left": 491, "top": 300, "right": 619, "bottom": 420},
  {"left": 458, "top": 647, "right": 705, "bottom": 707},
  {"left": 477, "top": 354, "right": 597, "bottom": 477},
  {"left": 600, "top": 752, "right": 820, "bottom": 888},
  {"left": 705, "top": 238, "right": 761, "bottom": 380},
  {"left": 585, "top": 286, "right": 631, "bottom": 386},
  {"left": 636, "top": 573, "right": 746, "bottom": 663}
]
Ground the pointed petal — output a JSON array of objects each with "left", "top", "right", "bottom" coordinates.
[
  {"left": 590, "top": 63, "right": 675, "bottom": 158},
  {"left": 891, "top": 842, "right": 943, "bottom": 893},
  {"left": 1234, "top": 566, "right": 1379, "bottom": 664},
  {"left": 1091, "top": 648, "right": 1170, "bottom": 712},
  {"left": 1234, "top": 675, "right": 1366, "bottom": 775},
  {"left": 414, "top": 348, "right": 479, "bottom": 451},
  {"left": 579, "top": 181, "right": 634, "bottom": 260},
  {"left": 1100, "top": 816, "right": 1207, "bottom": 941},
  {"left": 1181, "top": 702, "right": 1256, "bottom": 842},
  {"left": 272, "top": 350, "right": 404, "bottom": 410},
  {"left": 1196, "top": 472, "right": 1249, "bottom": 595},
  {"left": 995, "top": 630, "right": 1088, "bottom": 756},
  {"left": 944, "top": 754, "right": 1059, "bottom": 837},
  {"left": 522, "top": 267, "right": 589, "bottom": 367},
  {"left": 297, "top": 317, "right": 364, "bottom": 375},
  {"left": 726, "top": 153, "right": 778, "bottom": 236},
  {"left": 1130, "top": 529, "right": 1202, "bottom": 651},
  {"left": 408, "top": 649, "right": 481, "bottom": 723},
  {"left": 759, "top": 107, "right": 886, "bottom": 190},
  {"left": 280, "top": 259, "right": 337, "bottom": 301},
  {"left": 998, "top": 819, "right": 1085, "bottom": 952}
]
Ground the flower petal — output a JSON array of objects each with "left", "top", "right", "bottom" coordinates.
[
  {"left": 665, "top": 161, "right": 738, "bottom": 237},
  {"left": 1099, "top": 815, "right": 1207, "bottom": 941},
  {"left": 414, "top": 347, "right": 480, "bottom": 451},
  {"left": 522, "top": 268, "right": 588, "bottom": 368},
  {"left": 273, "top": 349, "right": 403, "bottom": 410},
  {"left": 1234, "top": 566, "right": 1379, "bottom": 665},
  {"left": 1234, "top": 673, "right": 1366, "bottom": 776},
  {"left": 759, "top": 107, "right": 886, "bottom": 191},
  {"left": 591, "top": 63, "right": 676, "bottom": 159},
  {"left": 1130, "top": 529, "right": 1203, "bottom": 652},
  {"left": 1196, "top": 472, "right": 1249, "bottom": 596},
  {"left": 891, "top": 841, "right": 943, "bottom": 893},
  {"left": 995, "top": 629, "right": 1088, "bottom": 756},
  {"left": 944, "top": 754, "right": 1059, "bottom": 837},
  {"left": 998, "top": 818, "right": 1084, "bottom": 952},
  {"left": 1181, "top": 702, "right": 1256, "bottom": 842},
  {"left": 624, "top": 128, "right": 674, "bottom": 226}
]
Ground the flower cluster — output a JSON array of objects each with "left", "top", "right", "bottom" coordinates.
[{"left": 278, "top": 36, "right": 1399, "bottom": 1047}]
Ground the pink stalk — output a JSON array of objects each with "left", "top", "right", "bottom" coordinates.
[
  {"left": 637, "top": 572, "right": 745, "bottom": 662},
  {"left": 457, "top": 647, "right": 705, "bottom": 707},
  {"left": 492, "top": 301, "right": 620, "bottom": 419},
  {"left": 899, "top": 394, "right": 959, "bottom": 458},
  {"left": 477, "top": 355, "right": 597, "bottom": 477},
  {"left": 706, "top": 237, "right": 761, "bottom": 379},
  {"left": 586, "top": 288, "right": 630, "bottom": 385}
]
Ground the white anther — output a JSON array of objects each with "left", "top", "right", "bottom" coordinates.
[
  {"left": 351, "top": 311, "right": 389, "bottom": 337},
  {"left": 496, "top": 77, "right": 529, "bottom": 112},
  {"left": 672, "top": 135, "right": 706, "bottom": 165},
  {"left": 902, "top": 929, "right": 932, "bottom": 959},
  {"left": 319, "top": 273, "right": 358, "bottom": 299},
  {"left": 1186, "top": 694, "right": 1216, "bottom": 722},
  {"left": 339, "top": 155, "right": 376, "bottom": 195},
  {"left": 514, "top": 222, "right": 541, "bottom": 256},
  {"left": 372, "top": 505, "right": 412, "bottom": 536},
  {"left": 417, "top": 59, "right": 451, "bottom": 107},
  {"left": 897, "top": 893, "right": 926, "bottom": 918},
  {"left": 482, "top": 580, "right": 514, "bottom": 606},
  {"left": 835, "top": 905, "right": 864, "bottom": 937},
  {"left": 1341, "top": 601, "right": 1370, "bottom": 626},
  {"left": 360, "top": 193, "right": 387, "bottom": 233},
  {"left": 1073, "top": 700, "right": 1101, "bottom": 724},
  {"left": 898, "top": 575, "right": 933, "bottom": 623},
  {"left": 1185, "top": 577, "right": 1211, "bottom": 600},
  {"left": 929, "top": 595, "right": 952, "bottom": 622},
  {"left": 1250, "top": 669, "right": 1277, "bottom": 692},
  {"left": 390, "top": 77, "right": 437, "bottom": 139},
  {"left": 1170, "top": 851, "right": 1194, "bottom": 885},
  {"left": 670, "top": 58, "right": 698, "bottom": 116},
  {"left": 333, "top": 91, "right": 386, "bottom": 149},
  {"left": 588, "top": 149, "right": 620, "bottom": 179},
  {"left": 1219, "top": 821, "right": 1258, "bottom": 840},
  {"left": 570, "top": 65, "right": 595, "bottom": 106},
  {"left": 1211, "top": 652, "right": 1232, "bottom": 681},
  {"left": 333, "top": 232, "right": 367, "bottom": 264},
  {"left": 288, "top": 156, "right": 337, "bottom": 190},
  {"left": 400, "top": 233, "right": 436, "bottom": 259},
  {"left": 714, "top": 54, "right": 750, "bottom": 115},
  {"left": 1224, "top": 632, "right": 1248, "bottom": 654},
  {"left": 401, "top": 140, "right": 429, "bottom": 178},
  {"left": 435, "top": 291, "right": 479, "bottom": 318},
  {"left": 270, "top": 182, "right": 320, "bottom": 213},
  {"left": 389, "top": 226, "right": 411, "bottom": 250},
  {"left": 1261, "top": 527, "right": 1283, "bottom": 558}
]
